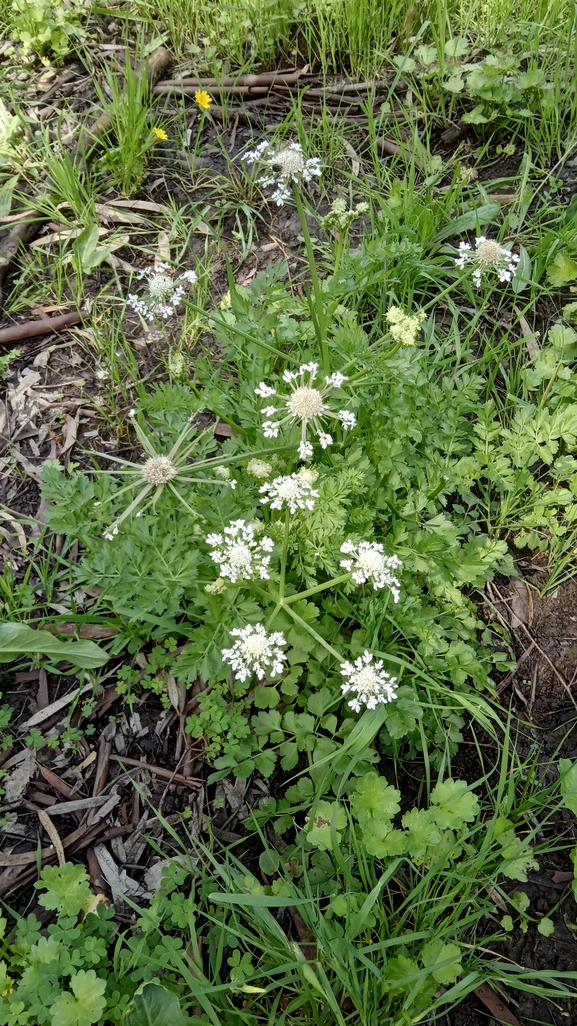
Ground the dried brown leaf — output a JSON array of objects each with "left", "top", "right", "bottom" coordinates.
[{"left": 36, "top": 808, "right": 66, "bottom": 865}]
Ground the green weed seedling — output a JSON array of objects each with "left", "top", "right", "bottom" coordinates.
[{"left": 8, "top": 0, "right": 86, "bottom": 57}]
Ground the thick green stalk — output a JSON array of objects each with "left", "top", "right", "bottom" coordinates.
[
  {"left": 282, "top": 602, "right": 342, "bottom": 662},
  {"left": 278, "top": 508, "right": 291, "bottom": 600},
  {"left": 292, "top": 185, "right": 330, "bottom": 374}
]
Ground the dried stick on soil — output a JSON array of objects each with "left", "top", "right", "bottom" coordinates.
[
  {"left": 0, "top": 824, "right": 134, "bottom": 896},
  {"left": 154, "top": 69, "right": 307, "bottom": 90},
  {"left": 154, "top": 84, "right": 269, "bottom": 97},
  {"left": 109, "top": 754, "right": 202, "bottom": 788},
  {"left": 0, "top": 310, "right": 83, "bottom": 346}
]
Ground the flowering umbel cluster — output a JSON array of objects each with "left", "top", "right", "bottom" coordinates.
[
  {"left": 321, "top": 197, "right": 369, "bottom": 233},
  {"left": 386, "top": 307, "right": 426, "bottom": 347},
  {"left": 222, "top": 623, "right": 287, "bottom": 682},
  {"left": 260, "top": 473, "right": 318, "bottom": 514},
  {"left": 455, "top": 236, "right": 519, "bottom": 287},
  {"left": 206, "top": 519, "right": 274, "bottom": 582},
  {"left": 127, "top": 264, "right": 197, "bottom": 321},
  {"left": 255, "top": 362, "right": 356, "bottom": 460},
  {"left": 340, "top": 651, "right": 398, "bottom": 713},
  {"left": 340, "top": 540, "right": 402, "bottom": 600},
  {"left": 244, "top": 140, "right": 322, "bottom": 205}
]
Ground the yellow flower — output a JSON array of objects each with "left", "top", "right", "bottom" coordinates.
[
  {"left": 195, "top": 90, "right": 213, "bottom": 111},
  {"left": 2, "top": 980, "right": 13, "bottom": 998},
  {"left": 153, "top": 127, "right": 168, "bottom": 141}
]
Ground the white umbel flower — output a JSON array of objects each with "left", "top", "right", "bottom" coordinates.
[
  {"left": 260, "top": 473, "right": 318, "bottom": 514},
  {"left": 340, "top": 540, "right": 402, "bottom": 600},
  {"left": 127, "top": 263, "right": 198, "bottom": 321},
  {"left": 244, "top": 140, "right": 322, "bottom": 206},
  {"left": 141, "top": 455, "right": 178, "bottom": 486},
  {"left": 206, "top": 519, "right": 274, "bottom": 582},
  {"left": 340, "top": 651, "right": 398, "bottom": 713},
  {"left": 454, "top": 237, "right": 519, "bottom": 287},
  {"left": 256, "top": 362, "right": 356, "bottom": 460},
  {"left": 222, "top": 623, "right": 287, "bottom": 682}
]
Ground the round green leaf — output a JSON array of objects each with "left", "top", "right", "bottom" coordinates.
[{"left": 122, "top": 983, "right": 188, "bottom": 1026}]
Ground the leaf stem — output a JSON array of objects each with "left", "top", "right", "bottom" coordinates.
[
  {"left": 292, "top": 185, "right": 330, "bottom": 374},
  {"left": 283, "top": 573, "right": 352, "bottom": 605},
  {"left": 281, "top": 602, "right": 342, "bottom": 662},
  {"left": 278, "top": 508, "right": 290, "bottom": 600}
]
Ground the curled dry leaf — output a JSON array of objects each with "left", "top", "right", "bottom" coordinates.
[
  {"left": 36, "top": 807, "right": 66, "bottom": 865},
  {"left": 93, "top": 843, "right": 142, "bottom": 900},
  {"left": 0, "top": 512, "right": 27, "bottom": 553},
  {"left": 165, "top": 673, "right": 186, "bottom": 712}
]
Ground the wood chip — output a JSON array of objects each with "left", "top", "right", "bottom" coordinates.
[
  {"left": 156, "top": 230, "right": 171, "bottom": 264},
  {"left": 508, "top": 579, "right": 533, "bottom": 629},
  {"left": 21, "top": 682, "right": 92, "bottom": 730},
  {"left": 31, "top": 227, "right": 110, "bottom": 248},
  {"left": 343, "top": 140, "right": 361, "bottom": 176},
  {"left": 93, "top": 843, "right": 141, "bottom": 899},
  {"left": 95, "top": 203, "right": 147, "bottom": 225},
  {"left": 36, "top": 667, "right": 49, "bottom": 709},
  {"left": 76, "top": 750, "right": 97, "bottom": 772},
  {"left": 3, "top": 749, "right": 36, "bottom": 802},
  {"left": 474, "top": 983, "right": 522, "bottom": 1026},
  {"left": 42, "top": 794, "right": 112, "bottom": 816},
  {"left": 59, "top": 411, "right": 79, "bottom": 457},
  {"left": 37, "top": 763, "right": 74, "bottom": 797},
  {"left": 515, "top": 305, "right": 540, "bottom": 361},
  {"left": 43, "top": 622, "right": 118, "bottom": 638},
  {"left": 107, "top": 199, "right": 171, "bottom": 215}
]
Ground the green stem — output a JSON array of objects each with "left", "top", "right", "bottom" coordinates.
[
  {"left": 278, "top": 508, "right": 290, "bottom": 600},
  {"left": 333, "top": 233, "right": 345, "bottom": 274},
  {"left": 186, "top": 301, "right": 300, "bottom": 365},
  {"left": 282, "top": 603, "right": 342, "bottom": 662},
  {"left": 266, "top": 603, "right": 282, "bottom": 629},
  {"left": 538, "top": 361, "right": 562, "bottom": 410},
  {"left": 292, "top": 185, "right": 330, "bottom": 374},
  {"left": 420, "top": 269, "right": 470, "bottom": 314},
  {"left": 283, "top": 572, "right": 352, "bottom": 605}
]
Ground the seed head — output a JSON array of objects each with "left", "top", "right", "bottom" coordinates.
[
  {"left": 287, "top": 386, "right": 326, "bottom": 420},
  {"left": 255, "top": 362, "right": 355, "bottom": 460},
  {"left": 142, "top": 455, "right": 178, "bottom": 486},
  {"left": 272, "top": 147, "right": 305, "bottom": 176},
  {"left": 455, "top": 236, "right": 519, "bottom": 287},
  {"left": 475, "top": 239, "right": 503, "bottom": 265}
]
